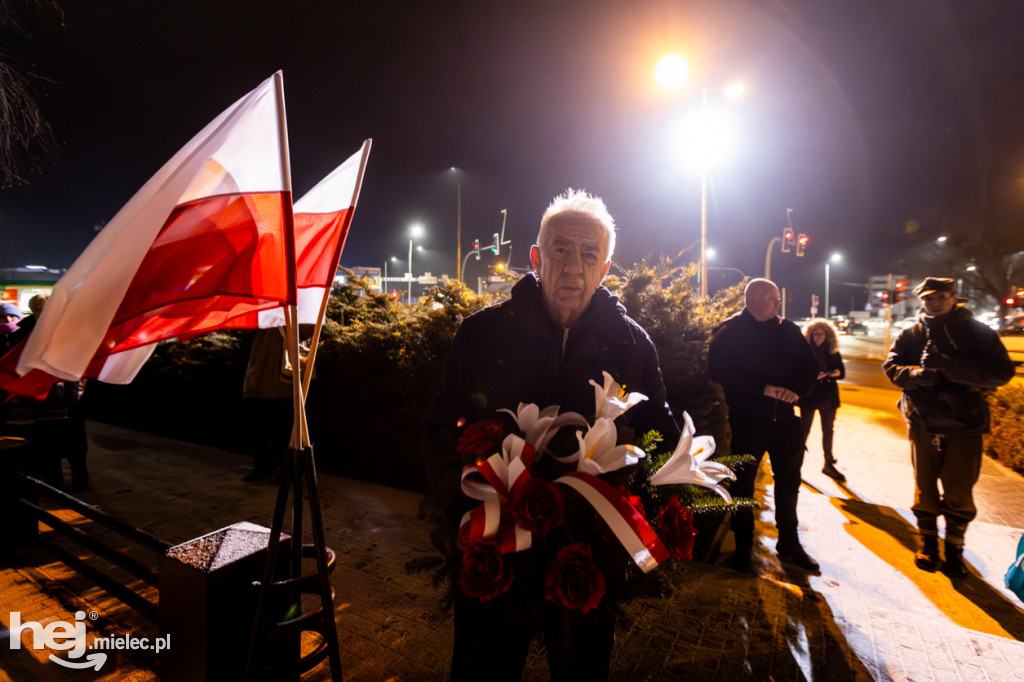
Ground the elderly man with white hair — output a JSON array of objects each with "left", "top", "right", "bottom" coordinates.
[{"left": 423, "top": 188, "right": 680, "bottom": 681}]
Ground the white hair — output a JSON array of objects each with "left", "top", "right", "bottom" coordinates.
[{"left": 538, "top": 188, "right": 616, "bottom": 259}]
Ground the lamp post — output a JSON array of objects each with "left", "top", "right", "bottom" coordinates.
[
  {"left": 383, "top": 256, "right": 398, "bottom": 294},
  {"left": 451, "top": 167, "right": 462, "bottom": 283},
  {"left": 825, "top": 252, "right": 842, "bottom": 318},
  {"left": 655, "top": 54, "right": 743, "bottom": 300},
  {"left": 408, "top": 224, "right": 423, "bottom": 305}
]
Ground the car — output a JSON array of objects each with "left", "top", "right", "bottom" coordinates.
[
  {"left": 833, "top": 316, "right": 868, "bottom": 335},
  {"left": 1000, "top": 315, "right": 1024, "bottom": 364}
]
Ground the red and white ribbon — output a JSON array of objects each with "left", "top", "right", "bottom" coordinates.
[
  {"left": 458, "top": 435, "right": 535, "bottom": 553},
  {"left": 555, "top": 471, "right": 669, "bottom": 573}
]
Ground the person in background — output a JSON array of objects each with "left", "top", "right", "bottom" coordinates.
[
  {"left": 883, "top": 276, "right": 1014, "bottom": 578},
  {"left": 1, "top": 302, "right": 23, "bottom": 354},
  {"left": 708, "top": 279, "right": 820, "bottom": 573},
  {"left": 1, "top": 294, "right": 89, "bottom": 491},
  {"left": 798, "top": 319, "right": 846, "bottom": 482}
]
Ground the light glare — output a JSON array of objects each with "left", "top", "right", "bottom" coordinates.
[{"left": 655, "top": 54, "right": 689, "bottom": 91}]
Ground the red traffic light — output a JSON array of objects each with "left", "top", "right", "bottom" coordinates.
[
  {"left": 796, "top": 233, "right": 808, "bottom": 257},
  {"left": 1005, "top": 297, "right": 1018, "bottom": 307},
  {"left": 782, "top": 228, "right": 794, "bottom": 253}
]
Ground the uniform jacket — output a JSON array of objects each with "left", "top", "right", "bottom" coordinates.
[
  {"left": 423, "top": 273, "right": 680, "bottom": 504},
  {"left": 883, "top": 306, "right": 1014, "bottom": 435},
  {"left": 707, "top": 309, "right": 819, "bottom": 424}
]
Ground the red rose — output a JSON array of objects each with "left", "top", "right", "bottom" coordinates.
[
  {"left": 656, "top": 497, "right": 697, "bottom": 561},
  {"left": 510, "top": 476, "right": 565, "bottom": 539},
  {"left": 459, "top": 541, "right": 514, "bottom": 601},
  {"left": 544, "top": 543, "right": 606, "bottom": 613},
  {"left": 457, "top": 420, "right": 504, "bottom": 458}
]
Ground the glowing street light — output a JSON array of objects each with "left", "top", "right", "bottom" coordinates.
[
  {"left": 451, "top": 167, "right": 462, "bottom": 282},
  {"left": 825, "top": 252, "right": 842, "bottom": 318},
  {"left": 408, "top": 224, "right": 424, "bottom": 304},
  {"left": 656, "top": 53, "right": 744, "bottom": 300}
]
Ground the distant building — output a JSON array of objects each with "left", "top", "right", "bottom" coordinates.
[{"left": 0, "top": 266, "right": 64, "bottom": 313}]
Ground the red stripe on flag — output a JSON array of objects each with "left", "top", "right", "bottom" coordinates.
[
  {"left": 94, "top": 191, "right": 291, "bottom": 356},
  {"left": 294, "top": 208, "right": 353, "bottom": 288},
  {"left": 0, "top": 341, "right": 59, "bottom": 402}
]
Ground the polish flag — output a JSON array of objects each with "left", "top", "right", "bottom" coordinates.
[
  {"left": 229, "top": 138, "right": 372, "bottom": 329},
  {"left": 18, "top": 73, "right": 293, "bottom": 383}
]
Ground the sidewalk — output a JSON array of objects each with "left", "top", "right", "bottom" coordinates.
[{"left": 2, "top": 399, "right": 1023, "bottom": 681}]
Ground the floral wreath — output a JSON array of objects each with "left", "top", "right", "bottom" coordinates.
[{"left": 451, "top": 371, "right": 740, "bottom": 612}]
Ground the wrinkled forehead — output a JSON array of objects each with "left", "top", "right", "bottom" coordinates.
[{"left": 538, "top": 216, "right": 609, "bottom": 252}]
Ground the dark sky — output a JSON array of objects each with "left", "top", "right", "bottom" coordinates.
[{"left": 3, "top": 0, "right": 1023, "bottom": 315}]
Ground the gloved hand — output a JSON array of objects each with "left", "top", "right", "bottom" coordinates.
[
  {"left": 921, "top": 352, "right": 950, "bottom": 371},
  {"left": 910, "top": 368, "right": 939, "bottom": 386}
]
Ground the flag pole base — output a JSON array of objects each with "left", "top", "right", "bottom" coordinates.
[{"left": 244, "top": 446, "right": 343, "bottom": 681}]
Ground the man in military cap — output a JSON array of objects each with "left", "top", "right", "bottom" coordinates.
[{"left": 883, "top": 276, "right": 1014, "bottom": 578}]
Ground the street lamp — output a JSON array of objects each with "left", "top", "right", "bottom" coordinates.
[
  {"left": 655, "top": 53, "right": 744, "bottom": 300},
  {"left": 451, "top": 167, "right": 462, "bottom": 283},
  {"left": 408, "top": 224, "right": 424, "bottom": 305},
  {"left": 383, "top": 256, "right": 398, "bottom": 294},
  {"left": 825, "top": 252, "right": 842, "bottom": 318}
]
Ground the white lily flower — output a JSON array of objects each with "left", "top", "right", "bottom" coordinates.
[
  {"left": 590, "top": 371, "right": 648, "bottom": 421},
  {"left": 499, "top": 402, "right": 588, "bottom": 456},
  {"left": 574, "top": 417, "right": 646, "bottom": 476},
  {"left": 650, "top": 412, "right": 735, "bottom": 502}
]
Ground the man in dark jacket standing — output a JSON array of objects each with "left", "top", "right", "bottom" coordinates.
[
  {"left": 423, "top": 189, "right": 679, "bottom": 680},
  {"left": 708, "top": 278, "right": 820, "bottom": 573},
  {"left": 883, "top": 277, "right": 1014, "bottom": 578}
]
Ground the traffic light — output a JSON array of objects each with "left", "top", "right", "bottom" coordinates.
[
  {"left": 472, "top": 239, "right": 481, "bottom": 261},
  {"left": 1005, "top": 297, "right": 1017, "bottom": 307},
  {"left": 880, "top": 290, "right": 891, "bottom": 305},
  {"left": 782, "top": 228, "right": 794, "bottom": 253},
  {"left": 894, "top": 278, "right": 908, "bottom": 303},
  {"left": 796, "top": 233, "right": 808, "bottom": 257}
]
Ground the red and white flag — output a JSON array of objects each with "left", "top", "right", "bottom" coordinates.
[
  {"left": 19, "top": 73, "right": 293, "bottom": 383},
  {"left": 228, "top": 138, "right": 372, "bottom": 329}
]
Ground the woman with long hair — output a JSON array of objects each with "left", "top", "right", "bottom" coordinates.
[{"left": 798, "top": 319, "right": 846, "bottom": 482}]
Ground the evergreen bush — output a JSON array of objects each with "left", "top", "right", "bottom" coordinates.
[
  {"left": 986, "top": 383, "right": 1024, "bottom": 474},
  {"left": 85, "top": 261, "right": 750, "bottom": 492}
]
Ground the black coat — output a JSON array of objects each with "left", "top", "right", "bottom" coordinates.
[
  {"left": 422, "top": 273, "right": 680, "bottom": 505},
  {"left": 707, "top": 309, "right": 819, "bottom": 425},
  {"left": 883, "top": 306, "right": 1014, "bottom": 435},
  {"left": 797, "top": 346, "right": 845, "bottom": 412}
]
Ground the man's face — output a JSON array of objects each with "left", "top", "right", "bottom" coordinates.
[
  {"left": 920, "top": 291, "right": 956, "bottom": 317},
  {"left": 746, "top": 282, "right": 781, "bottom": 322},
  {"left": 530, "top": 218, "right": 611, "bottom": 327}
]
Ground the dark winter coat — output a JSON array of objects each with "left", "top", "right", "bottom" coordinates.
[
  {"left": 422, "top": 273, "right": 680, "bottom": 505},
  {"left": 883, "top": 306, "right": 1014, "bottom": 435},
  {"left": 797, "top": 345, "right": 845, "bottom": 412},
  {"left": 707, "top": 309, "right": 819, "bottom": 425}
]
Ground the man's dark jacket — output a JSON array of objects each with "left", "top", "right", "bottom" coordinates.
[
  {"left": 423, "top": 273, "right": 680, "bottom": 505},
  {"left": 707, "top": 309, "right": 818, "bottom": 424},
  {"left": 883, "top": 306, "right": 1013, "bottom": 435}
]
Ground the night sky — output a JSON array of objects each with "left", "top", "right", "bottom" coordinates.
[{"left": 3, "top": 0, "right": 1023, "bottom": 316}]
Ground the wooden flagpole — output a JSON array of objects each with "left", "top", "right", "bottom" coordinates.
[
  {"left": 300, "top": 138, "right": 372, "bottom": 403},
  {"left": 245, "top": 72, "right": 343, "bottom": 681}
]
